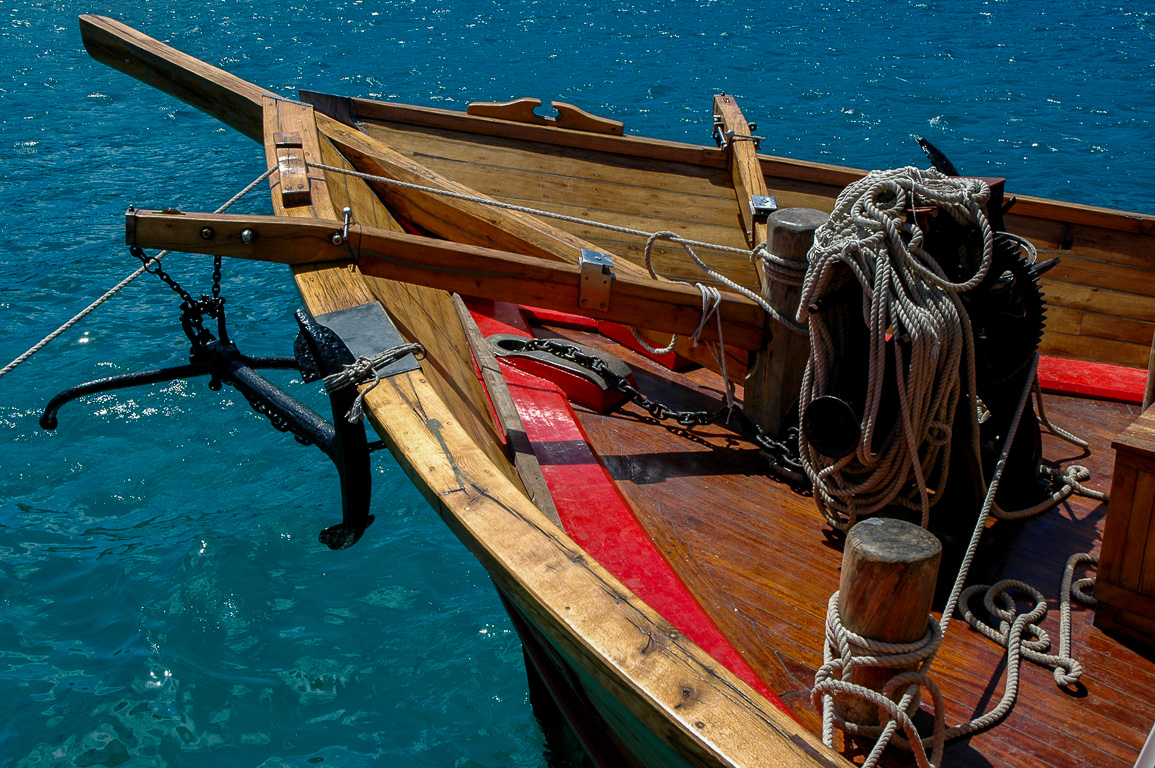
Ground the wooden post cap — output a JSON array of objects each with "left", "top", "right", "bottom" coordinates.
[
  {"left": 838, "top": 517, "right": 942, "bottom": 726},
  {"left": 744, "top": 207, "right": 827, "bottom": 438},
  {"left": 768, "top": 207, "right": 828, "bottom": 242}
]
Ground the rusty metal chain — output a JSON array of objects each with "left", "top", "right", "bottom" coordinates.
[{"left": 517, "top": 338, "right": 807, "bottom": 486}]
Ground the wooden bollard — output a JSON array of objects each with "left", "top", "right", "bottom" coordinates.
[
  {"left": 838, "top": 518, "right": 941, "bottom": 726},
  {"left": 745, "top": 207, "right": 826, "bottom": 438}
]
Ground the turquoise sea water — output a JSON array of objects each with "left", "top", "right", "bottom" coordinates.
[{"left": 1, "top": 1, "right": 1152, "bottom": 765}]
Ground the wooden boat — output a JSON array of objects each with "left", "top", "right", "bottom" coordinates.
[{"left": 67, "top": 15, "right": 1155, "bottom": 768}]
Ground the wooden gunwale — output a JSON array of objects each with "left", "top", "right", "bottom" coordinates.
[
  {"left": 345, "top": 98, "right": 1155, "bottom": 370},
  {"left": 345, "top": 94, "right": 1155, "bottom": 234},
  {"left": 80, "top": 14, "right": 846, "bottom": 768}
]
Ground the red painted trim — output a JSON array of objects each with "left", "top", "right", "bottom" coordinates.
[
  {"left": 518, "top": 305, "right": 698, "bottom": 371},
  {"left": 473, "top": 300, "right": 792, "bottom": 715},
  {"left": 1037, "top": 356, "right": 1145, "bottom": 404},
  {"left": 521, "top": 306, "right": 600, "bottom": 332}
]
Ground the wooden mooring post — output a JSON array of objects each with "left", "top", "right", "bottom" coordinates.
[
  {"left": 838, "top": 517, "right": 942, "bottom": 725},
  {"left": 744, "top": 207, "right": 826, "bottom": 438}
]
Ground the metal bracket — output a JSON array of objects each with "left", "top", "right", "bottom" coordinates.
[
  {"left": 578, "top": 249, "right": 614, "bottom": 312},
  {"left": 750, "top": 195, "right": 779, "bottom": 225}
]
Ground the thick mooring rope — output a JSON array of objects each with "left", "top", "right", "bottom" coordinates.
[
  {"left": 797, "top": 167, "right": 993, "bottom": 531},
  {"left": 0, "top": 167, "right": 275, "bottom": 382}
]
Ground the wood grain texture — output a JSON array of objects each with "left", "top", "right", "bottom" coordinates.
[
  {"left": 128, "top": 209, "right": 768, "bottom": 350},
  {"left": 451, "top": 293, "right": 562, "bottom": 527},
  {"left": 79, "top": 15, "right": 271, "bottom": 140},
  {"left": 556, "top": 319, "right": 1154, "bottom": 768}
]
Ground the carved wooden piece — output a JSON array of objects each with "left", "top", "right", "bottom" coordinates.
[
  {"left": 273, "top": 131, "right": 311, "bottom": 207},
  {"left": 467, "top": 97, "right": 623, "bottom": 135},
  {"left": 839, "top": 518, "right": 941, "bottom": 726}
]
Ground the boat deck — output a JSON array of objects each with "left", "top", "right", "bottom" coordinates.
[{"left": 541, "top": 320, "right": 1154, "bottom": 767}]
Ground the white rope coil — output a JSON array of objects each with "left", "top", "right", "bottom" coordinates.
[{"left": 797, "top": 167, "right": 994, "bottom": 531}]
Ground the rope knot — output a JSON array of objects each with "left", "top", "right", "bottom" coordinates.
[
  {"left": 322, "top": 342, "right": 425, "bottom": 423},
  {"left": 813, "top": 592, "right": 946, "bottom": 768}
]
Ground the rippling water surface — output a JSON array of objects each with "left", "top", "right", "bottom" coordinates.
[{"left": 1, "top": 1, "right": 1152, "bottom": 765}]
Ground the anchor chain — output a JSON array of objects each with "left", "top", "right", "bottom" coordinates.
[
  {"left": 515, "top": 338, "right": 807, "bottom": 485},
  {"left": 128, "top": 243, "right": 313, "bottom": 445}
]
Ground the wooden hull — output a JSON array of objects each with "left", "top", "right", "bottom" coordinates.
[{"left": 80, "top": 15, "right": 1155, "bottom": 768}]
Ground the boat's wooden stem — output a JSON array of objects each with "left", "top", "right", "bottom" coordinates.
[{"left": 79, "top": 15, "right": 271, "bottom": 141}]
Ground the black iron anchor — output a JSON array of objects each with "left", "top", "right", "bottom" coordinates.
[{"left": 40, "top": 305, "right": 404, "bottom": 551}]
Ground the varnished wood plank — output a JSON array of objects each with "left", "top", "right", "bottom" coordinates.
[
  {"left": 451, "top": 293, "right": 562, "bottom": 527},
  {"left": 1040, "top": 330, "right": 1149, "bottom": 368},
  {"left": 359, "top": 121, "right": 738, "bottom": 203},
  {"left": 128, "top": 209, "right": 768, "bottom": 350},
  {"left": 79, "top": 14, "right": 271, "bottom": 140}
]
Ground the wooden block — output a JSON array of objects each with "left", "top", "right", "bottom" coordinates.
[
  {"left": 1098, "top": 406, "right": 1155, "bottom": 651},
  {"left": 838, "top": 518, "right": 941, "bottom": 726},
  {"left": 274, "top": 130, "right": 311, "bottom": 208}
]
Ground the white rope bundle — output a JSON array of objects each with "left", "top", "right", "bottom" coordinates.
[{"left": 797, "top": 167, "right": 994, "bottom": 531}]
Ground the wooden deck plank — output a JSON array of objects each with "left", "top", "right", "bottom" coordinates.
[{"left": 541, "top": 319, "right": 1154, "bottom": 768}]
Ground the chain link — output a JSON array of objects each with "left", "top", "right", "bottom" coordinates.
[{"left": 516, "top": 338, "right": 807, "bottom": 486}]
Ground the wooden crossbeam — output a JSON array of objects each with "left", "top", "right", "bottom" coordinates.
[{"left": 126, "top": 208, "right": 768, "bottom": 350}]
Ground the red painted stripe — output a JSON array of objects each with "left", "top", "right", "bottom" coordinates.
[
  {"left": 1037, "top": 356, "right": 1146, "bottom": 404},
  {"left": 471, "top": 299, "right": 791, "bottom": 713}
]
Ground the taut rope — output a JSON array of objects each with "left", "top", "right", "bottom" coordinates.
[{"left": 0, "top": 167, "right": 275, "bottom": 381}]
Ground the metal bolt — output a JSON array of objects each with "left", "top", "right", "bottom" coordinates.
[
  {"left": 240, "top": 229, "right": 254, "bottom": 245},
  {"left": 200, "top": 227, "right": 215, "bottom": 240},
  {"left": 331, "top": 232, "right": 344, "bottom": 246}
]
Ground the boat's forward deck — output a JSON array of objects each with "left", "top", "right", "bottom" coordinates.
[{"left": 538, "top": 320, "right": 1153, "bottom": 768}]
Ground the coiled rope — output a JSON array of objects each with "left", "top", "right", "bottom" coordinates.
[
  {"left": 805, "top": 169, "right": 1110, "bottom": 766},
  {"left": 797, "top": 166, "right": 993, "bottom": 531},
  {"left": 0, "top": 167, "right": 275, "bottom": 381}
]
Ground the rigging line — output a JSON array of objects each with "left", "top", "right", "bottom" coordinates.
[
  {"left": 305, "top": 161, "right": 798, "bottom": 263},
  {"left": 0, "top": 167, "right": 276, "bottom": 382}
]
